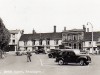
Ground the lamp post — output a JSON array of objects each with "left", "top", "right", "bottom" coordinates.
[{"left": 87, "top": 22, "right": 94, "bottom": 54}]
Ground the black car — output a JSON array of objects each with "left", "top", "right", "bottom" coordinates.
[
  {"left": 35, "top": 49, "right": 46, "bottom": 54},
  {"left": 55, "top": 49, "right": 91, "bottom": 66},
  {"left": 48, "top": 49, "right": 61, "bottom": 58}
]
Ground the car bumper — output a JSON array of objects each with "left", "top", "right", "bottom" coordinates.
[{"left": 87, "top": 61, "right": 91, "bottom": 63}]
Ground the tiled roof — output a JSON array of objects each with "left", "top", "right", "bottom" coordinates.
[
  {"left": 70, "top": 29, "right": 84, "bottom": 32},
  {"left": 84, "top": 32, "right": 100, "bottom": 41},
  {"left": 19, "top": 32, "right": 62, "bottom": 41},
  {"left": 9, "top": 30, "right": 20, "bottom": 34}
]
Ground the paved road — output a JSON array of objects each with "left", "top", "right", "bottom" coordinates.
[{"left": 0, "top": 52, "right": 100, "bottom": 75}]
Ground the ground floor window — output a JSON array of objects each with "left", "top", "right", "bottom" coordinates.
[
  {"left": 93, "top": 47, "right": 96, "bottom": 50},
  {"left": 69, "top": 43, "right": 71, "bottom": 47},
  {"left": 79, "top": 43, "right": 82, "bottom": 49},
  {"left": 46, "top": 46, "right": 50, "bottom": 49},
  {"left": 55, "top": 46, "right": 59, "bottom": 49},
  {"left": 25, "top": 47, "right": 27, "bottom": 51},
  {"left": 87, "top": 48, "right": 90, "bottom": 50},
  {"left": 74, "top": 44, "right": 76, "bottom": 49}
]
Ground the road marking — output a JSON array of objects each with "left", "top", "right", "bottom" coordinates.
[
  {"left": 36, "top": 55, "right": 66, "bottom": 67},
  {"left": 36, "top": 55, "right": 61, "bottom": 67},
  {"left": 39, "top": 59, "right": 43, "bottom": 66},
  {"left": 36, "top": 55, "right": 44, "bottom": 66}
]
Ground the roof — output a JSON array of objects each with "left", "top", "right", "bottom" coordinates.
[
  {"left": 63, "top": 29, "right": 84, "bottom": 32},
  {"left": 70, "top": 29, "right": 84, "bottom": 32},
  {"left": 19, "top": 32, "right": 62, "bottom": 41},
  {"left": 9, "top": 30, "right": 20, "bottom": 34},
  {"left": 84, "top": 32, "right": 100, "bottom": 41}
]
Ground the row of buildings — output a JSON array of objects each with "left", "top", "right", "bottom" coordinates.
[{"left": 8, "top": 25, "right": 100, "bottom": 53}]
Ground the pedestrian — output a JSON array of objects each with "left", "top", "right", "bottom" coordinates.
[{"left": 27, "top": 50, "right": 32, "bottom": 62}]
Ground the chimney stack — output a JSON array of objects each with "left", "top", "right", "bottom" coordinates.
[
  {"left": 54, "top": 25, "right": 56, "bottom": 33},
  {"left": 83, "top": 25, "right": 86, "bottom": 32},
  {"left": 32, "top": 28, "right": 36, "bottom": 34},
  {"left": 64, "top": 27, "right": 66, "bottom": 31}
]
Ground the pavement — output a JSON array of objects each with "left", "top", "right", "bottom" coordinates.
[{"left": 0, "top": 52, "right": 100, "bottom": 75}]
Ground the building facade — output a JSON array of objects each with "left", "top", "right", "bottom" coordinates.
[
  {"left": 18, "top": 26, "right": 62, "bottom": 52},
  {"left": 96, "top": 37, "right": 100, "bottom": 50},
  {"left": 62, "top": 28, "right": 85, "bottom": 50},
  {"left": 83, "top": 32, "right": 100, "bottom": 53},
  {"left": 15, "top": 25, "right": 100, "bottom": 54},
  {"left": 8, "top": 30, "right": 23, "bottom": 51}
]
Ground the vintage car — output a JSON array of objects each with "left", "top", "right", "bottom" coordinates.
[
  {"left": 55, "top": 49, "right": 91, "bottom": 66},
  {"left": 35, "top": 49, "right": 46, "bottom": 54},
  {"left": 48, "top": 49, "right": 61, "bottom": 58},
  {"left": 16, "top": 50, "right": 27, "bottom": 56}
]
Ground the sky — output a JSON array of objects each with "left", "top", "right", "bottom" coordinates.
[{"left": 0, "top": 0, "right": 100, "bottom": 33}]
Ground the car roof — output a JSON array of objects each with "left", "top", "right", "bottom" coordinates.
[
  {"left": 59, "top": 49, "right": 80, "bottom": 54},
  {"left": 57, "top": 49, "right": 79, "bottom": 51}
]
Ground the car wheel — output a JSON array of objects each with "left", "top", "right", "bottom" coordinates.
[
  {"left": 85, "top": 62, "right": 89, "bottom": 65},
  {"left": 53, "top": 55, "right": 55, "bottom": 58},
  {"left": 79, "top": 60, "right": 85, "bottom": 66},
  {"left": 48, "top": 54, "right": 52, "bottom": 58},
  {"left": 58, "top": 60, "right": 64, "bottom": 65}
]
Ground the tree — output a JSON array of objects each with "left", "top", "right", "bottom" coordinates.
[{"left": 0, "top": 18, "right": 10, "bottom": 51}]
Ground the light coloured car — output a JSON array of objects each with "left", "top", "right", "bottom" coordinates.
[
  {"left": 16, "top": 50, "right": 27, "bottom": 56},
  {"left": 22, "top": 50, "right": 27, "bottom": 55}
]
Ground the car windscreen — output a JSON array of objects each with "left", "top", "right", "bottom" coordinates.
[{"left": 73, "top": 50, "right": 80, "bottom": 54}]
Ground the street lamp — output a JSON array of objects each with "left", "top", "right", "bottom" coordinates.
[{"left": 87, "top": 22, "right": 94, "bottom": 54}]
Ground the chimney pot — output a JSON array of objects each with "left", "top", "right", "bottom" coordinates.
[
  {"left": 54, "top": 25, "right": 56, "bottom": 33},
  {"left": 64, "top": 27, "right": 66, "bottom": 31}
]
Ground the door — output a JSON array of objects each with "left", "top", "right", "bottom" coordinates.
[
  {"left": 67, "top": 51, "right": 76, "bottom": 63},
  {"left": 62, "top": 51, "right": 69, "bottom": 62}
]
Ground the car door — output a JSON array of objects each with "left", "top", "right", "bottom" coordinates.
[
  {"left": 67, "top": 51, "right": 76, "bottom": 63},
  {"left": 62, "top": 51, "right": 69, "bottom": 62}
]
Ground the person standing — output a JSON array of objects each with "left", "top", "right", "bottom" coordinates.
[{"left": 27, "top": 50, "right": 32, "bottom": 62}]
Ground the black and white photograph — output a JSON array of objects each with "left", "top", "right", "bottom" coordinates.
[{"left": 0, "top": 0, "right": 100, "bottom": 75}]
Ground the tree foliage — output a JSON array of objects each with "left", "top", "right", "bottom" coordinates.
[{"left": 0, "top": 18, "right": 10, "bottom": 50}]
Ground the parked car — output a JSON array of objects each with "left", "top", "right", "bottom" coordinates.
[
  {"left": 48, "top": 49, "right": 61, "bottom": 58},
  {"left": 55, "top": 49, "right": 91, "bottom": 66},
  {"left": 16, "top": 50, "right": 27, "bottom": 56},
  {"left": 22, "top": 50, "right": 27, "bottom": 55},
  {"left": 16, "top": 50, "right": 23, "bottom": 56},
  {"left": 35, "top": 49, "right": 46, "bottom": 54}
]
